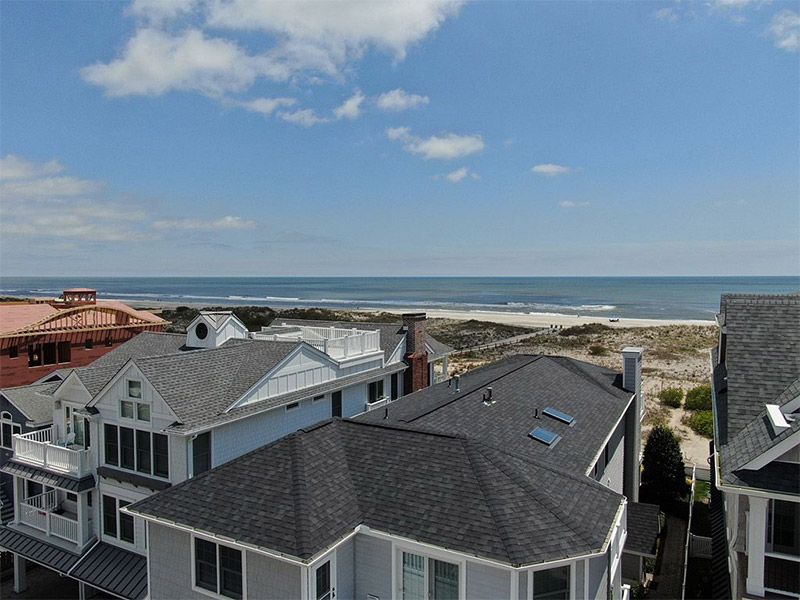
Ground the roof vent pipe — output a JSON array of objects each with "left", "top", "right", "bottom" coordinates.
[
  {"left": 534, "top": 408, "right": 539, "bottom": 419},
  {"left": 383, "top": 407, "right": 389, "bottom": 420},
  {"left": 454, "top": 375, "right": 460, "bottom": 392},
  {"left": 487, "top": 387, "right": 493, "bottom": 402}
]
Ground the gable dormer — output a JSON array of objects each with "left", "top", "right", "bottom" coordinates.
[{"left": 186, "top": 311, "right": 249, "bottom": 349}]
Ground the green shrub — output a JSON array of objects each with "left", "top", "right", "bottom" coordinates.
[
  {"left": 559, "top": 323, "right": 611, "bottom": 336},
  {"left": 685, "top": 385, "right": 712, "bottom": 411},
  {"left": 659, "top": 387, "right": 684, "bottom": 408},
  {"left": 588, "top": 344, "right": 609, "bottom": 356},
  {"left": 642, "top": 424, "right": 689, "bottom": 504},
  {"left": 685, "top": 410, "right": 714, "bottom": 438}
]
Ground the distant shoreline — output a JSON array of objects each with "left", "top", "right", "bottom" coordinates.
[{"left": 122, "top": 298, "right": 716, "bottom": 329}]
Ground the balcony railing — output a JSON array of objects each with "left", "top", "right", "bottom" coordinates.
[
  {"left": 19, "top": 490, "right": 79, "bottom": 544},
  {"left": 12, "top": 427, "right": 92, "bottom": 477},
  {"left": 255, "top": 325, "right": 381, "bottom": 360}
]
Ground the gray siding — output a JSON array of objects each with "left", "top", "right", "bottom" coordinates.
[
  {"left": 336, "top": 537, "right": 356, "bottom": 600},
  {"left": 148, "top": 522, "right": 300, "bottom": 600},
  {"left": 588, "top": 552, "right": 609, "bottom": 600},
  {"left": 466, "top": 561, "right": 510, "bottom": 600},
  {"left": 575, "top": 560, "right": 585, "bottom": 599},
  {"left": 518, "top": 571, "right": 527, "bottom": 600},
  {"left": 246, "top": 550, "right": 301, "bottom": 599},
  {"left": 354, "top": 534, "right": 392, "bottom": 600},
  {"left": 603, "top": 420, "right": 625, "bottom": 494}
]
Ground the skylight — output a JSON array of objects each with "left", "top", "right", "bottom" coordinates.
[
  {"left": 543, "top": 407, "right": 575, "bottom": 425},
  {"left": 529, "top": 427, "right": 560, "bottom": 446}
]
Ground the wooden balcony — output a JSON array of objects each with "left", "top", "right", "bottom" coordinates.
[{"left": 12, "top": 428, "right": 92, "bottom": 477}]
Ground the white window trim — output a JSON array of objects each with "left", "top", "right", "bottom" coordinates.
[
  {"left": 310, "top": 549, "right": 337, "bottom": 600},
  {"left": 393, "top": 540, "right": 466, "bottom": 600},
  {"left": 126, "top": 379, "right": 143, "bottom": 400},
  {"left": 526, "top": 563, "right": 573, "bottom": 600},
  {"left": 190, "top": 533, "right": 247, "bottom": 600},
  {"left": 103, "top": 424, "right": 170, "bottom": 480},
  {"left": 102, "top": 494, "right": 136, "bottom": 547}
]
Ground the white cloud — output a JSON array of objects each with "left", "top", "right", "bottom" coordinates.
[
  {"left": 654, "top": 7, "right": 679, "bottom": 22},
  {"left": 558, "top": 200, "right": 590, "bottom": 209},
  {"left": 279, "top": 108, "right": 329, "bottom": 127},
  {"left": 710, "top": 0, "right": 766, "bottom": 8},
  {"left": 83, "top": 2, "right": 463, "bottom": 100},
  {"left": 81, "top": 28, "right": 287, "bottom": 98},
  {"left": 386, "top": 127, "right": 484, "bottom": 160},
  {"left": 444, "top": 167, "right": 479, "bottom": 183},
  {"left": 0, "top": 155, "right": 64, "bottom": 181},
  {"left": 237, "top": 96, "right": 297, "bottom": 116},
  {"left": 333, "top": 90, "right": 365, "bottom": 120},
  {"left": 532, "top": 163, "right": 574, "bottom": 176},
  {"left": 376, "top": 88, "right": 429, "bottom": 111},
  {"left": 0, "top": 176, "right": 103, "bottom": 200},
  {"left": 152, "top": 215, "right": 257, "bottom": 230},
  {"left": 767, "top": 10, "right": 800, "bottom": 51}
]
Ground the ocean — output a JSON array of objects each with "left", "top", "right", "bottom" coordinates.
[{"left": 1, "top": 276, "right": 798, "bottom": 321}]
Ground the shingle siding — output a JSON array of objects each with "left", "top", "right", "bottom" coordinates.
[
  {"left": 466, "top": 561, "right": 510, "bottom": 600},
  {"left": 354, "top": 534, "right": 392, "bottom": 600},
  {"left": 335, "top": 537, "right": 356, "bottom": 600},
  {"left": 148, "top": 523, "right": 205, "bottom": 600}
]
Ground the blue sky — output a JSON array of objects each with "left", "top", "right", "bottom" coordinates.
[{"left": 1, "top": 0, "right": 798, "bottom": 277}]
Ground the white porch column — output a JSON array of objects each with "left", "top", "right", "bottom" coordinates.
[
  {"left": 746, "top": 496, "right": 768, "bottom": 597},
  {"left": 79, "top": 582, "right": 87, "bottom": 600},
  {"left": 12, "top": 475, "right": 23, "bottom": 523},
  {"left": 13, "top": 554, "right": 27, "bottom": 593},
  {"left": 78, "top": 490, "right": 91, "bottom": 547}
]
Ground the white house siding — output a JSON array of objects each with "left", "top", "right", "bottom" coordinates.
[
  {"left": 212, "top": 397, "right": 331, "bottom": 466},
  {"left": 466, "top": 561, "right": 511, "bottom": 600},
  {"left": 353, "top": 534, "right": 392, "bottom": 600},
  {"left": 147, "top": 523, "right": 301, "bottom": 600},
  {"left": 335, "top": 537, "right": 356, "bottom": 600}
]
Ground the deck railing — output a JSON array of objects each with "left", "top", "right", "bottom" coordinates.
[
  {"left": 19, "top": 490, "right": 79, "bottom": 544},
  {"left": 12, "top": 428, "right": 92, "bottom": 477},
  {"left": 258, "top": 325, "right": 381, "bottom": 360}
]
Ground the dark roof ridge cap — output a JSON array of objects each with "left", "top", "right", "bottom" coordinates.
[
  {"left": 400, "top": 355, "right": 543, "bottom": 423},
  {"left": 542, "top": 355, "right": 628, "bottom": 399},
  {"left": 339, "top": 417, "right": 467, "bottom": 441},
  {"left": 470, "top": 443, "right": 611, "bottom": 549},
  {"left": 776, "top": 377, "right": 800, "bottom": 407}
]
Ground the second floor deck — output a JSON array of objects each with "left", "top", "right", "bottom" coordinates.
[{"left": 12, "top": 427, "right": 92, "bottom": 478}]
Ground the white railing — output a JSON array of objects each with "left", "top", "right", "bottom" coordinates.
[
  {"left": 49, "top": 513, "right": 78, "bottom": 543},
  {"left": 689, "top": 534, "right": 712, "bottom": 559},
  {"left": 259, "top": 325, "right": 381, "bottom": 360},
  {"left": 621, "top": 583, "right": 631, "bottom": 600},
  {"left": 20, "top": 503, "right": 47, "bottom": 532},
  {"left": 19, "top": 490, "right": 79, "bottom": 543},
  {"left": 12, "top": 429, "right": 91, "bottom": 477},
  {"left": 24, "top": 489, "right": 57, "bottom": 511},
  {"left": 323, "top": 330, "right": 380, "bottom": 359}
]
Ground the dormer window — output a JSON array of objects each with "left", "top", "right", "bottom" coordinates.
[{"left": 195, "top": 322, "right": 208, "bottom": 340}]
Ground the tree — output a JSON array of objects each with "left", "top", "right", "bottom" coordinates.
[{"left": 641, "top": 424, "right": 689, "bottom": 504}]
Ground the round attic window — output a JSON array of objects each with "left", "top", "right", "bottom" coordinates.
[{"left": 195, "top": 322, "right": 208, "bottom": 340}]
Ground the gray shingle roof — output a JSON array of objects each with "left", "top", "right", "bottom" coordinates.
[
  {"left": 128, "top": 419, "right": 623, "bottom": 567},
  {"left": 0, "top": 382, "right": 59, "bottom": 425},
  {"left": 719, "top": 294, "right": 800, "bottom": 438},
  {"left": 134, "top": 339, "right": 299, "bottom": 428},
  {"left": 714, "top": 294, "right": 800, "bottom": 494},
  {"left": 625, "top": 503, "right": 661, "bottom": 557},
  {"left": 90, "top": 332, "right": 190, "bottom": 368},
  {"left": 358, "top": 354, "right": 632, "bottom": 474}
]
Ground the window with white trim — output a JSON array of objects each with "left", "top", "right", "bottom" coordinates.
[
  {"left": 121, "top": 381, "right": 150, "bottom": 422},
  {"left": 102, "top": 494, "right": 135, "bottom": 544},
  {"left": 104, "top": 424, "right": 169, "bottom": 478},
  {"left": 193, "top": 537, "right": 243, "bottom": 599},
  {"left": 401, "top": 551, "right": 458, "bottom": 600},
  {"left": 0, "top": 411, "right": 21, "bottom": 449},
  {"left": 532, "top": 565, "right": 570, "bottom": 600}
]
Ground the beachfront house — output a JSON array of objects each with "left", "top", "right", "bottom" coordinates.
[
  {"left": 0, "top": 311, "right": 452, "bottom": 599},
  {"left": 125, "top": 348, "right": 658, "bottom": 599},
  {"left": 710, "top": 293, "right": 800, "bottom": 599}
]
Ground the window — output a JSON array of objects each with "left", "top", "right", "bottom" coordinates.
[
  {"left": 391, "top": 372, "right": 399, "bottom": 400},
  {"left": 42, "top": 342, "right": 57, "bottom": 365},
  {"left": 136, "top": 430, "right": 151, "bottom": 474},
  {"left": 285, "top": 402, "right": 299, "bottom": 411},
  {"left": 193, "top": 432, "right": 211, "bottom": 476},
  {"left": 194, "top": 538, "right": 242, "bottom": 599},
  {"left": 127, "top": 380, "right": 142, "bottom": 399},
  {"left": 604, "top": 443, "right": 610, "bottom": 465},
  {"left": 57, "top": 341, "right": 71, "bottom": 363},
  {"left": 0, "top": 412, "right": 22, "bottom": 449},
  {"left": 195, "top": 322, "right": 209, "bottom": 340},
  {"left": 401, "top": 552, "right": 459, "bottom": 600},
  {"left": 85, "top": 339, "right": 93, "bottom": 349},
  {"left": 104, "top": 424, "right": 119, "bottom": 466},
  {"left": 103, "top": 495, "right": 135, "bottom": 544},
  {"left": 532, "top": 566, "right": 570, "bottom": 600},
  {"left": 313, "top": 395, "right": 325, "bottom": 402},
  {"left": 120, "top": 400, "right": 135, "bottom": 419},
  {"left": 137, "top": 403, "right": 151, "bottom": 422},
  {"left": 28, "top": 344, "right": 42, "bottom": 367},
  {"left": 9, "top": 346, "right": 18, "bottom": 359},
  {"left": 331, "top": 391, "right": 342, "bottom": 418},
  {"left": 315, "top": 560, "right": 332, "bottom": 600},
  {"left": 767, "top": 499, "right": 800, "bottom": 555},
  {"left": 120, "top": 427, "right": 135, "bottom": 470},
  {"left": 368, "top": 380, "right": 384, "bottom": 404},
  {"left": 105, "top": 337, "right": 113, "bottom": 347},
  {"left": 105, "top": 425, "right": 169, "bottom": 479}
]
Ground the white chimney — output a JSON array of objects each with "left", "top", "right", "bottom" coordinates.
[{"left": 622, "top": 347, "right": 644, "bottom": 399}]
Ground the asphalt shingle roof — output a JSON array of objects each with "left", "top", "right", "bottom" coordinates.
[
  {"left": 358, "top": 354, "right": 632, "bottom": 474},
  {"left": 0, "top": 382, "right": 59, "bottom": 425},
  {"left": 128, "top": 419, "right": 623, "bottom": 566},
  {"left": 625, "top": 503, "right": 661, "bottom": 557},
  {"left": 714, "top": 294, "right": 800, "bottom": 494},
  {"left": 90, "top": 332, "right": 190, "bottom": 368}
]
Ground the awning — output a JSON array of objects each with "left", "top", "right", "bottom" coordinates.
[
  {"left": 0, "top": 525, "right": 80, "bottom": 573},
  {"left": 70, "top": 542, "right": 148, "bottom": 600}
]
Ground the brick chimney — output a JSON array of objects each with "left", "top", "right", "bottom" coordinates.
[{"left": 403, "top": 313, "right": 429, "bottom": 393}]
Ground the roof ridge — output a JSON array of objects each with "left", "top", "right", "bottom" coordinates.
[
  {"left": 340, "top": 417, "right": 467, "bottom": 441},
  {"left": 543, "top": 356, "right": 627, "bottom": 400},
  {"left": 470, "top": 442, "right": 607, "bottom": 550}
]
